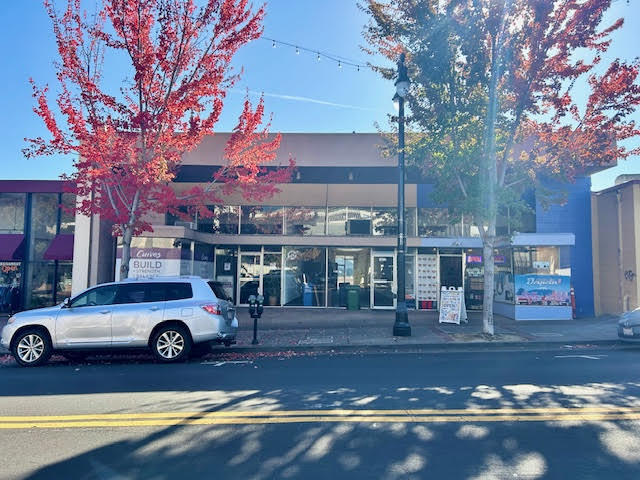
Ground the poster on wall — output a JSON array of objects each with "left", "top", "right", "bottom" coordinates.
[
  {"left": 515, "top": 275, "right": 570, "bottom": 306},
  {"left": 439, "top": 287, "right": 468, "bottom": 324},
  {"left": 416, "top": 254, "right": 438, "bottom": 309},
  {"left": 115, "top": 247, "right": 181, "bottom": 280}
]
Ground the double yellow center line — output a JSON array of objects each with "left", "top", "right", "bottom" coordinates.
[{"left": 2, "top": 406, "right": 640, "bottom": 429}]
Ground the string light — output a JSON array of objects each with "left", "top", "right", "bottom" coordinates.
[{"left": 262, "top": 36, "right": 368, "bottom": 71}]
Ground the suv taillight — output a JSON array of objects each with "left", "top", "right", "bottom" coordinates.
[{"left": 201, "top": 304, "right": 222, "bottom": 315}]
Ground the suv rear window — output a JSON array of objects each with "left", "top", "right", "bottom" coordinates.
[
  {"left": 164, "top": 282, "right": 193, "bottom": 301},
  {"left": 207, "top": 281, "right": 231, "bottom": 301}
]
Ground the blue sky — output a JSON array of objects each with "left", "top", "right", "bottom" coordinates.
[{"left": 0, "top": 0, "right": 637, "bottom": 191}]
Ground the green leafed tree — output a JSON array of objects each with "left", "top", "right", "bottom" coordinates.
[{"left": 364, "top": 0, "right": 640, "bottom": 333}]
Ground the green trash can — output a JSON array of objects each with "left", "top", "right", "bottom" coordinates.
[{"left": 347, "top": 286, "right": 360, "bottom": 310}]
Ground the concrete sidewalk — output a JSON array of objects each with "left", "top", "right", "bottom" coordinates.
[
  {"left": 0, "top": 308, "right": 626, "bottom": 355},
  {"left": 233, "top": 307, "right": 624, "bottom": 350}
]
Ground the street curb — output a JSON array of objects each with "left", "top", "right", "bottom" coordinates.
[
  {"left": 1, "top": 339, "right": 633, "bottom": 359},
  {"left": 222, "top": 339, "right": 630, "bottom": 355}
]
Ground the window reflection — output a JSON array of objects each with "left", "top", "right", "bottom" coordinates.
[
  {"left": 241, "top": 206, "right": 283, "bottom": 234},
  {"left": 285, "top": 207, "right": 326, "bottom": 235},
  {"left": 328, "top": 247, "right": 370, "bottom": 307},
  {"left": 418, "top": 208, "right": 462, "bottom": 237}
]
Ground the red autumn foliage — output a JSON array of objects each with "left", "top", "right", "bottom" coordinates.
[{"left": 24, "top": 0, "right": 293, "bottom": 278}]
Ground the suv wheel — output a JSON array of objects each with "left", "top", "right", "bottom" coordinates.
[
  {"left": 12, "top": 328, "right": 52, "bottom": 367},
  {"left": 151, "top": 325, "right": 191, "bottom": 362}
]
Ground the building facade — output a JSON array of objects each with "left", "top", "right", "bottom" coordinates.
[
  {"left": 592, "top": 177, "right": 640, "bottom": 315},
  {"left": 71, "top": 133, "right": 598, "bottom": 320},
  {"left": 0, "top": 181, "right": 75, "bottom": 312}
]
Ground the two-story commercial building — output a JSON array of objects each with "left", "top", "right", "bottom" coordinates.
[{"left": 70, "top": 133, "right": 598, "bottom": 320}]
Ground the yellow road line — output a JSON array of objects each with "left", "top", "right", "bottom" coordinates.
[
  {"left": 2, "top": 405, "right": 640, "bottom": 423},
  {"left": 2, "top": 412, "right": 640, "bottom": 429}
]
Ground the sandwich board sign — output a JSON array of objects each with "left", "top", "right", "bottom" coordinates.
[{"left": 439, "top": 286, "right": 468, "bottom": 325}]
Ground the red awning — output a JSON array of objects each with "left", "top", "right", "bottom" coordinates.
[
  {"left": 0, "top": 234, "right": 25, "bottom": 261},
  {"left": 43, "top": 234, "right": 74, "bottom": 261}
]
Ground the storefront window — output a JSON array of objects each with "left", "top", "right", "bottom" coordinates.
[
  {"left": 214, "top": 247, "right": 237, "bottom": 303},
  {"left": 511, "top": 246, "right": 571, "bottom": 307},
  {"left": 197, "top": 206, "right": 239, "bottom": 234},
  {"left": 263, "top": 252, "right": 282, "bottom": 306},
  {"left": 372, "top": 208, "right": 397, "bottom": 236},
  {"left": 56, "top": 262, "right": 73, "bottom": 302},
  {"left": 494, "top": 248, "right": 514, "bottom": 303},
  {"left": 59, "top": 193, "right": 76, "bottom": 234},
  {"left": 0, "top": 262, "right": 21, "bottom": 314},
  {"left": 0, "top": 193, "right": 25, "bottom": 234},
  {"left": 464, "top": 249, "right": 484, "bottom": 310},
  {"left": 193, "top": 243, "right": 214, "bottom": 279},
  {"left": 328, "top": 247, "right": 370, "bottom": 307},
  {"left": 285, "top": 207, "right": 326, "bottom": 235},
  {"left": 282, "top": 247, "right": 326, "bottom": 306},
  {"left": 241, "top": 206, "right": 283, "bottom": 234},
  {"left": 26, "top": 262, "right": 55, "bottom": 309},
  {"left": 418, "top": 208, "right": 462, "bottom": 237}
]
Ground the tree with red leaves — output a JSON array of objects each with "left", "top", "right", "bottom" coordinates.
[
  {"left": 24, "top": 0, "right": 293, "bottom": 279},
  {"left": 364, "top": 0, "right": 640, "bottom": 333}
]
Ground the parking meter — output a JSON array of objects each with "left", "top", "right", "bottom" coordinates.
[{"left": 248, "top": 294, "right": 264, "bottom": 345}]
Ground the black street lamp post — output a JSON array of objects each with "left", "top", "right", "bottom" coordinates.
[{"left": 393, "top": 53, "right": 411, "bottom": 337}]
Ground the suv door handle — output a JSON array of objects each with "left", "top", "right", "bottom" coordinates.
[
  {"left": 100, "top": 310, "right": 111, "bottom": 314},
  {"left": 150, "top": 306, "right": 160, "bottom": 311}
]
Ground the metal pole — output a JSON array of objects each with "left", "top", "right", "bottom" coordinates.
[{"left": 393, "top": 93, "right": 411, "bottom": 336}]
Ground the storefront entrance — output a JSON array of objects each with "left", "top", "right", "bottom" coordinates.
[
  {"left": 372, "top": 252, "right": 396, "bottom": 309},
  {"left": 440, "top": 254, "right": 463, "bottom": 289}
]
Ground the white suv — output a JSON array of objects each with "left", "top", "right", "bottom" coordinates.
[{"left": 1, "top": 276, "right": 238, "bottom": 367}]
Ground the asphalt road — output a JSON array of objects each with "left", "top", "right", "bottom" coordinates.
[{"left": 2, "top": 347, "right": 640, "bottom": 479}]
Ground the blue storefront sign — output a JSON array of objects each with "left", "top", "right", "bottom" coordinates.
[{"left": 515, "top": 275, "right": 571, "bottom": 306}]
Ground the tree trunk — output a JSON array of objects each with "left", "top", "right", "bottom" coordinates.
[{"left": 119, "top": 225, "right": 133, "bottom": 280}]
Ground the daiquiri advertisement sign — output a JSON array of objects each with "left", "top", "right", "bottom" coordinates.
[
  {"left": 515, "top": 275, "right": 571, "bottom": 306},
  {"left": 115, "top": 247, "right": 182, "bottom": 280}
]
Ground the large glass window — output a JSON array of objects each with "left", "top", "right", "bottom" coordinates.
[
  {"left": 197, "top": 206, "right": 239, "bottom": 234},
  {"left": 372, "top": 208, "right": 397, "bottom": 236},
  {"left": 418, "top": 208, "right": 462, "bottom": 237},
  {"left": 406, "top": 207, "right": 417, "bottom": 237},
  {"left": 0, "top": 193, "right": 25, "bottom": 234},
  {"left": 328, "top": 248, "right": 370, "bottom": 307},
  {"left": 241, "top": 206, "right": 283, "bottom": 235},
  {"left": 513, "top": 246, "right": 568, "bottom": 276},
  {"left": 30, "top": 193, "right": 58, "bottom": 261},
  {"left": 285, "top": 207, "right": 326, "bottom": 235},
  {"left": 327, "top": 207, "right": 347, "bottom": 235},
  {"left": 282, "top": 247, "right": 326, "bottom": 306},
  {"left": 0, "top": 262, "right": 22, "bottom": 314},
  {"left": 59, "top": 193, "right": 76, "bottom": 234},
  {"left": 263, "top": 252, "right": 282, "bottom": 306}
]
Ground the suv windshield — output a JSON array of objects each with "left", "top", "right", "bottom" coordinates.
[{"left": 207, "top": 281, "right": 231, "bottom": 301}]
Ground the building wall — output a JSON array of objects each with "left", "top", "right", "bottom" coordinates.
[
  {"left": 592, "top": 181, "right": 640, "bottom": 314},
  {"left": 536, "top": 177, "right": 594, "bottom": 317}
]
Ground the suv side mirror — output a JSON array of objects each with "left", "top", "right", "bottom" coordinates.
[{"left": 62, "top": 297, "right": 70, "bottom": 308}]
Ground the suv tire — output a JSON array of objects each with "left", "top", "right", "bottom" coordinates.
[
  {"left": 151, "top": 324, "right": 192, "bottom": 363},
  {"left": 12, "top": 328, "right": 52, "bottom": 367}
]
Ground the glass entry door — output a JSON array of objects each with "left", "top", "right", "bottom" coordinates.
[
  {"left": 372, "top": 252, "right": 396, "bottom": 309},
  {"left": 238, "top": 253, "right": 261, "bottom": 304}
]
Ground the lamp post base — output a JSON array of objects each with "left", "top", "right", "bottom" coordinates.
[{"left": 393, "top": 306, "right": 411, "bottom": 336}]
